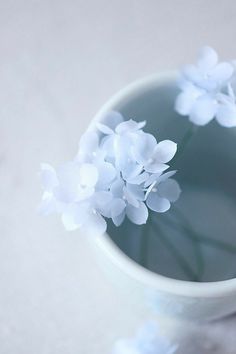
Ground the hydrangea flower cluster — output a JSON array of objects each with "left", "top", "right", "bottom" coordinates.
[
  {"left": 175, "top": 46, "right": 236, "bottom": 127},
  {"left": 112, "top": 322, "right": 177, "bottom": 354},
  {"left": 40, "top": 111, "right": 180, "bottom": 234}
]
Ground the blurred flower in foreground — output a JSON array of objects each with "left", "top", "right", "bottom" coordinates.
[
  {"left": 112, "top": 322, "right": 178, "bottom": 354},
  {"left": 175, "top": 46, "right": 236, "bottom": 127},
  {"left": 40, "top": 111, "right": 180, "bottom": 234}
]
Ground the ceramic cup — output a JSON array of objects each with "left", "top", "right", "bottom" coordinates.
[{"left": 88, "top": 72, "right": 236, "bottom": 322}]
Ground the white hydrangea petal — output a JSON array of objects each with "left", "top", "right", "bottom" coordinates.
[
  {"left": 145, "top": 181, "right": 157, "bottom": 200},
  {"left": 156, "top": 170, "right": 177, "bottom": 184},
  {"left": 126, "top": 202, "right": 148, "bottom": 225},
  {"left": 183, "top": 64, "right": 202, "bottom": 83},
  {"left": 210, "top": 62, "right": 234, "bottom": 83},
  {"left": 121, "top": 161, "right": 143, "bottom": 180},
  {"left": 113, "top": 136, "right": 131, "bottom": 170},
  {"left": 111, "top": 198, "right": 126, "bottom": 217},
  {"left": 175, "top": 91, "right": 199, "bottom": 116},
  {"left": 87, "top": 212, "right": 107, "bottom": 235},
  {"left": 158, "top": 179, "right": 181, "bottom": 202},
  {"left": 57, "top": 161, "right": 81, "bottom": 186},
  {"left": 96, "top": 161, "right": 117, "bottom": 189},
  {"left": 100, "top": 135, "right": 115, "bottom": 156},
  {"left": 77, "top": 186, "right": 95, "bottom": 201},
  {"left": 189, "top": 96, "right": 217, "bottom": 125},
  {"left": 136, "top": 121, "right": 146, "bottom": 130},
  {"left": 216, "top": 102, "right": 236, "bottom": 127},
  {"left": 127, "top": 172, "right": 149, "bottom": 185},
  {"left": 227, "top": 83, "right": 235, "bottom": 100},
  {"left": 124, "top": 187, "right": 140, "bottom": 208},
  {"left": 144, "top": 163, "right": 169, "bottom": 174},
  {"left": 67, "top": 203, "right": 90, "bottom": 228},
  {"left": 112, "top": 210, "right": 126, "bottom": 227},
  {"left": 126, "top": 183, "right": 145, "bottom": 202},
  {"left": 101, "top": 111, "right": 124, "bottom": 131},
  {"left": 146, "top": 193, "right": 170, "bottom": 213},
  {"left": 197, "top": 46, "right": 218, "bottom": 72},
  {"left": 153, "top": 140, "right": 177, "bottom": 163},
  {"left": 55, "top": 162, "right": 82, "bottom": 202},
  {"left": 178, "top": 78, "right": 195, "bottom": 91},
  {"left": 61, "top": 203, "right": 89, "bottom": 231},
  {"left": 93, "top": 191, "right": 113, "bottom": 217},
  {"left": 79, "top": 163, "right": 98, "bottom": 187},
  {"left": 132, "top": 133, "right": 157, "bottom": 165},
  {"left": 41, "top": 163, "right": 58, "bottom": 191},
  {"left": 116, "top": 119, "right": 146, "bottom": 134},
  {"left": 96, "top": 122, "right": 114, "bottom": 135},
  {"left": 175, "top": 92, "right": 194, "bottom": 116},
  {"left": 79, "top": 131, "right": 99, "bottom": 154},
  {"left": 111, "top": 178, "right": 125, "bottom": 198},
  {"left": 145, "top": 170, "right": 177, "bottom": 191},
  {"left": 144, "top": 173, "right": 162, "bottom": 188}
]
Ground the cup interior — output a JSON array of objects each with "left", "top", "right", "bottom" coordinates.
[{"left": 102, "top": 74, "right": 236, "bottom": 282}]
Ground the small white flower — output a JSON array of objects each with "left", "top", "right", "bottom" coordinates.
[
  {"left": 61, "top": 200, "right": 107, "bottom": 234},
  {"left": 182, "top": 46, "right": 233, "bottom": 91},
  {"left": 41, "top": 161, "right": 98, "bottom": 205},
  {"left": 215, "top": 84, "right": 236, "bottom": 127},
  {"left": 107, "top": 178, "right": 148, "bottom": 226},
  {"left": 112, "top": 322, "right": 177, "bottom": 354},
  {"left": 145, "top": 171, "right": 181, "bottom": 213},
  {"left": 175, "top": 46, "right": 236, "bottom": 127},
  {"left": 40, "top": 112, "right": 180, "bottom": 233},
  {"left": 97, "top": 113, "right": 146, "bottom": 169},
  {"left": 40, "top": 161, "right": 108, "bottom": 233},
  {"left": 132, "top": 133, "right": 177, "bottom": 173}
]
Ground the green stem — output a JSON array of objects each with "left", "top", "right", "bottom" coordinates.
[
  {"left": 171, "top": 207, "right": 236, "bottom": 254},
  {"left": 151, "top": 216, "right": 198, "bottom": 281},
  {"left": 172, "top": 124, "right": 198, "bottom": 166},
  {"left": 156, "top": 214, "right": 204, "bottom": 280},
  {"left": 192, "top": 240, "right": 204, "bottom": 280}
]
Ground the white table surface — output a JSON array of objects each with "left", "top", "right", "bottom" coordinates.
[{"left": 1, "top": 1, "right": 236, "bottom": 353}]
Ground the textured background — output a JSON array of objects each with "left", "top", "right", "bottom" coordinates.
[{"left": 1, "top": 1, "right": 236, "bottom": 353}]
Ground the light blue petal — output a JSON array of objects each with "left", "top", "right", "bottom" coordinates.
[
  {"left": 115, "top": 119, "right": 146, "bottom": 134},
  {"left": 111, "top": 199, "right": 126, "bottom": 217},
  {"left": 146, "top": 192, "right": 170, "bottom": 213},
  {"left": 152, "top": 140, "right": 177, "bottom": 164},
  {"left": 126, "top": 202, "right": 148, "bottom": 225},
  {"left": 189, "top": 96, "right": 217, "bottom": 125},
  {"left": 87, "top": 212, "right": 107, "bottom": 235},
  {"left": 127, "top": 172, "right": 149, "bottom": 185},
  {"left": 210, "top": 62, "right": 234, "bottom": 83},
  {"left": 197, "top": 46, "right": 218, "bottom": 72},
  {"left": 111, "top": 178, "right": 125, "bottom": 198},
  {"left": 112, "top": 210, "right": 126, "bottom": 227},
  {"left": 101, "top": 111, "right": 124, "bottom": 131},
  {"left": 96, "top": 122, "right": 114, "bottom": 135},
  {"left": 96, "top": 161, "right": 117, "bottom": 189},
  {"left": 157, "top": 178, "right": 181, "bottom": 202},
  {"left": 216, "top": 102, "right": 236, "bottom": 127}
]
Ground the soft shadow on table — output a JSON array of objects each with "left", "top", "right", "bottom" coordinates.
[{"left": 178, "top": 314, "right": 236, "bottom": 354}]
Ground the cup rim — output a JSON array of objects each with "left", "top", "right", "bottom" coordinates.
[{"left": 90, "top": 71, "right": 236, "bottom": 298}]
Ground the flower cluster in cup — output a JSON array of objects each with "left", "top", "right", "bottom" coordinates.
[
  {"left": 40, "top": 112, "right": 180, "bottom": 233},
  {"left": 40, "top": 46, "right": 236, "bottom": 235}
]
